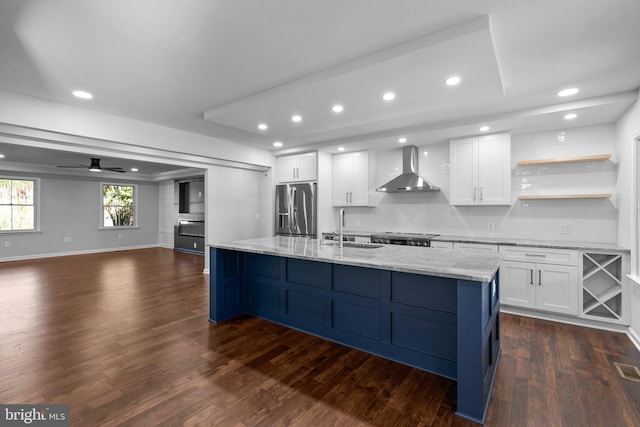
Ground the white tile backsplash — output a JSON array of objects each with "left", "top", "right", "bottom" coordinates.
[{"left": 334, "top": 124, "right": 618, "bottom": 244}]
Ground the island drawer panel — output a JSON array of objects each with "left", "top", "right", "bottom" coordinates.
[
  {"left": 332, "top": 300, "right": 381, "bottom": 340},
  {"left": 247, "top": 253, "right": 281, "bottom": 280},
  {"left": 332, "top": 264, "right": 382, "bottom": 299},
  {"left": 287, "top": 258, "right": 331, "bottom": 289},
  {"left": 391, "top": 313, "right": 457, "bottom": 361},
  {"left": 391, "top": 272, "right": 457, "bottom": 313},
  {"left": 286, "top": 290, "right": 324, "bottom": 325}
]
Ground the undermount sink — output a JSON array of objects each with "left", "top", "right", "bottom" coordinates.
[{"left": 324, "top": 241, "right": 384, "bottom": 249}]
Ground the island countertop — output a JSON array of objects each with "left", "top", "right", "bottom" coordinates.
[{"left": 209, "top": 236, "right": 503, "bottom": 283}]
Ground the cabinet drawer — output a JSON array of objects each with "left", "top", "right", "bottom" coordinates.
[
  {"left": 453, "top": 242, "right": 499, "bottom": 252},
  {"left": 500, "top": 246, "right": 578, "bottom": 265}
]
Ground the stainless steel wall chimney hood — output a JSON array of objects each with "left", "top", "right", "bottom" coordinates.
[{"left": 376, "top": 145, "right": 440, "bottom": 193}]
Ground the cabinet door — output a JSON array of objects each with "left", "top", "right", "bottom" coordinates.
[
  {"left": 536, "top": 264, "right": 578, "bottom": 315},
  {"left": 296, "top": 152, "right": 317, "bottom": 181},
  {"left": 477, "top": 134, "right": 511, "bottom": 205},
  {"left": 278, "top": 156, "right": 298, "bottom": 182},
  {"left": 500, "top": 260, "right": 536, "bottom": 309},
  {"left": 349, "top": 152, "right": 370, "bottom": 205},
  {"left": 332, "top": 153, "right": 352, "bottom": 206},
  {"left": 450, "top": 137, "right": 478, "bottom": 205}
]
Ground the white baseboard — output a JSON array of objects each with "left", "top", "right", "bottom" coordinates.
[
  {"left": 628, "top": 327, "right": 640, "bottom": 353},
  {"left": 202, "top": 268, "right": 210, "bottom": 275},
  {"left": 500, "top": 306, "right": 629, "bottom": 333},
  {"left": 0, "top": 244, "right": 162, "bottom": 263}
]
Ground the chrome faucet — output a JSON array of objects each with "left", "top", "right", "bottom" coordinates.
[{"left": 339, "top": 208, "right": 345, "bottom": 248}]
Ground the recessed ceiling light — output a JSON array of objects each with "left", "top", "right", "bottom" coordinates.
[
  {"left": 258, "top": 123, "right": 268, "bottom": 130},
  {"left": 72, "top": 90, "right": 93, "bottom": 99},
  {"left": 291, "top": 115, "right": 302, "bottom": 123},
  {"left": 338, "top": 147, "right": 345, "bottom": 152},
  {"left": 382, "top": 92, "right": 396, "bottom": 101},
  {"left": 564, "top": 113, "right": 577, "bottom": 120},
  {"left": 0, "top": 154, "right": 5, "bottom": 159},
  {"left": 130, "top": 168, "right": 138, "bottom": 172},
  {"left": 398, "top": 137, "right": 407, "bottom": 143},
  {"left": 446, "top": 76, "right": 461, "bottom": 86},
  {"left": 479, "top": 126, "right": 490, "bottom": 132},
  {"left": 332, "top": 105, "right": 344, "bottom": 113},
  {"left": 273, "top": 141, "right": 283, "bottom": 147},
  {"left": 558, "top": 88, "right": 579, "bottom": 97}
]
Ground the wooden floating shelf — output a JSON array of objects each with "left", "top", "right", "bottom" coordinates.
[
  {"left": 517, "top": 154, "right": 611, "bottom": 167},
  {"left": 518, "top": 194, "right": 612, "bottom": 200}
]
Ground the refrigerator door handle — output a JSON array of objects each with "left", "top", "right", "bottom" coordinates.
[{"left": 291, "top": 187, "right": 297, "bottom": 231}]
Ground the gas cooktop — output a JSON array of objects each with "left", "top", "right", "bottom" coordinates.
[{"left": 370, "top": 232, "right": 439, "bottom": 247}]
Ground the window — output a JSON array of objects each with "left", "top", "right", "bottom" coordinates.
[
  {"left": 0, "top": 178, "right": 38, "bottom": 232},
  {"left": 102, "top": 183, "right": 137, "bottom": 228}
]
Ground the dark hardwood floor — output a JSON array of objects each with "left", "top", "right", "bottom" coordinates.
[{"left": 1, "top": 248, "right": 640, "bottom": 426}]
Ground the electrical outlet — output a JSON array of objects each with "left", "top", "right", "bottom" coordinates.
[
  {"left": 64, "top": 237, "right": 70, "bottom": 243},
  {"left": 118, "top": 234, "right": 123, "bottom": 240},
  {"left": 560, "top": 225, "right": 572, "bottom": 234},
  {"left": 255, "top": 213, "right": 260, "bottom": 220},
  {"left": 487, "top": 222, "right": 495, "bottom": 232},
  {"left": 4, "top": 241, "right": 11, "bottom": 247},
  {"left": 355, "top": 219, "right": 361, "bottom": 227}
]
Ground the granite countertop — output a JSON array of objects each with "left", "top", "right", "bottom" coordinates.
[
  {"left": 431, "top": 235, "right": 629, "bottom": 252},
  {"left": 209, "top": 236, "right": 502, "bottom": 283}
]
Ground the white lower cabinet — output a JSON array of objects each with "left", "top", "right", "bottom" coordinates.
[{"left": 501, "top": 261, "right": 578, "bottom": 315}]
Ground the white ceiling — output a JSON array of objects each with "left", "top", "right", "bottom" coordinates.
[{"left": 0, "top": 0, "right": 639, "bottom": 170}]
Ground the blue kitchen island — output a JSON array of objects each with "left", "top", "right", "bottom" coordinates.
[{"left": 208, "top": 236, "right": 502, "bottom": 424}]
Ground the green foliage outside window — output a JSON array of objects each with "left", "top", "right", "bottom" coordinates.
[
  {"left": 103, "top": 184, "right": 135, "bottom": 227},
  {"left": 0, "top": 179, "right": 35, "bottom": 231}
]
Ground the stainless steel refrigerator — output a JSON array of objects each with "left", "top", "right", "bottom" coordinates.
[{"left": 275, "top": 182, "right": 317, "bottom": 237}]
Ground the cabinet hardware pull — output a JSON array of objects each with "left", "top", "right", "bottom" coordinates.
[
  {"left": 525, "top": 253, "right": 546, "bottom": 258},
  {"left": 538, "top": 270, "right": 542, "bottom": 286},
  {"left": 530, "top": 269, "right": 533, "bottom": 285},
  {"left": 474, "top": 187, "right": 477, "bottom": 201},
  {"left": 346, "top": 192, "right": 349, "bottom": 203},
  {"left": 349, "top": 192, "right": 353, "bottom": 203},
  {"left": 480, "top": 187, "right": 483, "bottom": 201}
]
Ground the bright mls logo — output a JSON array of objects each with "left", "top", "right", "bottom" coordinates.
[{"left": 1, "top": 405, "right": 69, "bottom": 426}]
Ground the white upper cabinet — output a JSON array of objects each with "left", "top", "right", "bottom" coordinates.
[
  {"left": 332, "top": 151, "right": 374, "bottom": 206},
  {"left": 450, "top": 133, "right": 511, "bottom": 205},
  {"left": 277, "top": 152, "right": 317, "bottom": 182}
]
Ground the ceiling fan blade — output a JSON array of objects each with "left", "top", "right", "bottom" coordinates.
[
  {"left": 103, "top": 167, "right": 127, "bottom": 173},
  {"left": 57, "top": 165, "right": 89, "bottom": 169}
]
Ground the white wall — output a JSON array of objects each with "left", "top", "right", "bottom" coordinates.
[
  {"left": 332, "top": 124, "right": 618, "bottom": 244},
  {"left": 0, "top": 173, "right": 159, "bottom": 260},
  {"left": 615, "top": 90, "right": 640, "bottom": 340}
]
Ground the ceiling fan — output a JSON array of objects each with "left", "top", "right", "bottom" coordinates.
[{"left": 57, "top": 158, "right": 126, "bottom": 173}]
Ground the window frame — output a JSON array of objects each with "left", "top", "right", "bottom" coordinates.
[
  {"left": 0, "top": 176, "right": 41, "bottom": 234},
  {"left": 100, "top": 182, "right": 138, "bottom": 230}
]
